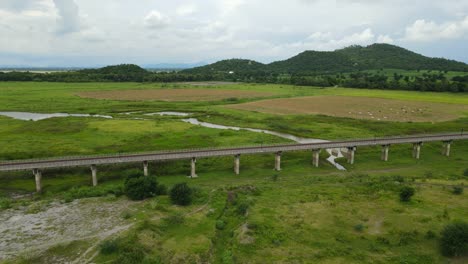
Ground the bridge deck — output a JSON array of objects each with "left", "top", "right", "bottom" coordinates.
[{"left": 1, "top": 133, "right": 467, "bottom": 171}]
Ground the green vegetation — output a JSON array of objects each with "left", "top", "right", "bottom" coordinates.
[
  {"left": 169, "top": 183, "right": 193, "bottom": 206},
  {"left": 1, "top": 44, "right": 467, "bottom": 92},
  {"left": 399, "top": 186, "right": 416, "bottom": 202},
  {"left": 452, "top": 186, "right": 464, "bottom": 195},
  {"left": 439, "top": 221, "right": 468, "bottom": 257},
  {"left": 124, "top": 174, "right": 165, "bottom": 201},
  {"left": 0, "top": 81, "right": 467, "bottom": 263}
]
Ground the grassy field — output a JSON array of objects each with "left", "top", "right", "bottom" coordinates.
[
  {"left": 78, "top": 88, "right": 277, "bottom": 101},
  {"left": 226, "top": 95, "right": 468, "bottom": 122},
  {"left": 0, "top": 81, "right": 467, "bottom": 263}
]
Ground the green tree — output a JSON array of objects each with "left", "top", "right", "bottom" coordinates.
[{"left": 169, "top": 183, "right": 193, "bottom": 206}]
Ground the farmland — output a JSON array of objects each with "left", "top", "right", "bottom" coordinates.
[
  {"left": 226, "top": 95, "right": 468, "bottom": 122},
  {"left": 78, "top": 88, "right": 276, "bottom": 102},
  {"left": 0, "top": 81, "right": 467, "bottom": 263}
]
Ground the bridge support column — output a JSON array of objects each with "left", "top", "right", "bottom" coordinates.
[
  {"left": 33, "top": 169, "right": 42, "bottom": 193},
  {"left": 347, "top": 147, "right": 356, "bottom": 164},
  {"left": 412, "top": 142, "right": 422, "bottom": 159},
  {"left": 312, "top": 149, "right": 321, "bottom": 167},
  {"left": 143, "top": 161, "right": 149, "bottom": 176},
  {"left": 234, "top": 155, "right": 240, "bottom": 175},
  {"left": 91, "top": 165, "right": 98, "bottom": 186},
  {"left": 442, "top": 141, "right": 452, "bottom": 157},
  {"left": 190, "top": 157, "right": 198, "bottom": 178},
  {"left": 275, "top": 152, "right": 282, "bottom": 171},
  {"left": 381, "top": 145, "right": 390, "bottom": 161}
]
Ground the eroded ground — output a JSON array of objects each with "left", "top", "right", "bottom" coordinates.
[{"left": 0, "top": 197, "right": 136, "bottom": 262}]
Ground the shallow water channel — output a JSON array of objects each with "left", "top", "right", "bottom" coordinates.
[
  {"left": 159, "top": 112, "right": 346, "bottom": 170},
  {"left": 0, "top": 111, "right": 346, "bottom": 170},
  {"left": 0, "top": 111, "right": 112, "bottom": 121}
]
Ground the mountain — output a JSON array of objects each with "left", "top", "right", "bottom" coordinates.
[
  {"left": 335, "top": 44, "right": 468, "bottom": 71},
  {"left": 184, "top": 59, "right": 266, "bottom": 74},
  {"left": 79, "top": 64, "right": 148, "bottom": 74},
  {"left": 184, "top": 44, "right": 468, "bottom": 74}
]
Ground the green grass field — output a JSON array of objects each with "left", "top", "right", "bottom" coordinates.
[{"left": 0, "top": 82, "right": 467, "bottom": 263}]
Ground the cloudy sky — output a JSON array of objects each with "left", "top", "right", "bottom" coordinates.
[{"left": 1, "top": 0, "right": 467, "bottom": 67}]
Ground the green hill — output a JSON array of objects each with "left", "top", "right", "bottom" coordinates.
[
  {"left": 184, "top": 59, "right": 266, "bottom": 74},
  {"left": 335, "top": 44, "right": 468, "bottom": 71},
  {"left": 79, "top": 64, "right": 148, "bottom": 74},
  {"left": 184, "top": 44, "right": 468, "bottom": 74},
  {"left": 267, "top": 50, "right": 354, "bottom": 73}
]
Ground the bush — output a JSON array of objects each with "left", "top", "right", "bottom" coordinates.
[
  {"left": 0, "top": 198, "right": 12, "bottom": 210},
  {"left": 440, "top": 221, "right": 468, "bottom": 257},
  {"left": 400, "top": 186, "right": 415, "bottom": 202},
  {"left": 100, "top": 239, "right": 119, "bottom": 255},
  {"left": 452, "top": 186, "right": 464, "bottom": 195},
  {"left": 124, "top": 175, "right": 161, "bottom": 201},
  {"left": 216, "top": 220, "right": 226, "bottom": 230},
  {"left": 169, "top": 183, "right": 193, "bottom": 206},
  {"left": 354, "top": 224, "right": 365, "bottom": 232},
  {"left": 236, "top": 201, "right": 250, "bottom": 216}
]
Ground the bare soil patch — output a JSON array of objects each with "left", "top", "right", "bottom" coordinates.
[
  {"left": 0, "top": 197, "right": 135, "bottom": 261},
  {"left": 226, "top": 95, "right": 468, "bottom": 122},
  {"left": 78, "top": 88, "right": 274, "bottom": 102}
]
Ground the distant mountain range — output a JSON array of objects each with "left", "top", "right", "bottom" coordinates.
[{"left": 184, "top": 44, "right": 468, "bottom": 74}]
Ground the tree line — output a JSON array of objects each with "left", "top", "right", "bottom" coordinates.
[{"left": 0, "top": 69, "right": 467, "bottom": 93}]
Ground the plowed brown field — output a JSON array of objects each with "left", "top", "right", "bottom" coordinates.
[
  {"left": 226, "top": 96, "right": 468, "bottom": 122},
  {"left": 78, "top": 89, "right": 274, "bottom": 101}
]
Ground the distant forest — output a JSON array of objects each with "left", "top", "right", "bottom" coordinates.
[{"left": 1, "top": 44, "right": 468, "bottom": 92}]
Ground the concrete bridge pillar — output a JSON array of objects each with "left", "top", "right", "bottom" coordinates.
[
  {"left": 312, "top": 149, "right": 321, "bottom": 167},
  {"left": 33, "top": 169, "right": 42, "bottom": 193},
  {"left": 442, "top": 141, "right": 452, "bottom": 157},
  {"left": 275, "top": 152, "right": 282, "bottom": 171},
  {"left": 234, "top": 154, "right": 240, "bottom": 175},
  {"left": 412, "top": 142, "right": 422, "bottom": 159},
  {"left": 190, "top": 157, "right": 198, "bottom": 178},
  {"left": 381, "top": 145, "right": 390, "bottom": 161},
  {"left": 347, "top": 147, "right": 356, "bottom": 164},
  {"left": 91, "top": 165, "right": 98, "bottom": 186},
  {"left": 143, "top": 161, "right": 149, "bottom": 176}
]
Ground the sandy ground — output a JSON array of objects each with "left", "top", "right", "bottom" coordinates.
[
  {"left": 226, "top": 95, "right": 468, "bottom": 122},
  {"left": 0, "top": 197, "right": 136, "bottom": 262},
  {"left": 78, "top": 88, "right": 274, "bottom": 101}
]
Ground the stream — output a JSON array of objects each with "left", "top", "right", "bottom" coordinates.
[{"left": 0, "top": 111, "right": 346, "bottom": 170}]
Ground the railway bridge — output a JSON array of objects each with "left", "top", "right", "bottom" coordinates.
[{"left": 0, "top": 133, "right": 467, "bottom": 192}]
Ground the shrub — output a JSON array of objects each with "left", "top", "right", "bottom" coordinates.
[
  {"left": 400, "top": 186, "right": 415, "bottom": 202},
  {"left": 354, "top": 224, "right": 365, "bottom": 232},
  {"left": 0, "top": 198, "right": 12, "bottom": 210},
  {"left": 100, "top": 239, "right": 119, "bottom": 255},
  {"left": 216, "top": 220, "right": 226, "bottom": 230},
  {"left": 440, "top": 221, "right": 468, "bottom": 257},
  {"left": 452, "top": 186, "right": 464, "bottom": 195},
  {"left": 124, "top": 175, "right": 160, "bottom": 201},
  {"left": 425, "top": 230, "right": 436, "bottom": 239},
  {"left": 236, "top": 201, "right": 250, "bottom": 216},
  {"left": 169, "top": 183, "right": 193, "bottom": 206}
]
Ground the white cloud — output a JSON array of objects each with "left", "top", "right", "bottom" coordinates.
[
  {"left": 144, "top": 10, "right": 170, "bottom": 29},
  {"left": 404, "top": 16, "right": 468, "bottom": 42},
  {"left": 176, "top": 4, "right": 198, "bottom": 16},
  {"left": 1, "top": 0, "right": 468, "bottom": 66},
  {"left": 53, "top": 0, "right": 81, "bottom": 35},
  {"left": 376, "top": 34, "right": 394, "bottom": 43}
]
